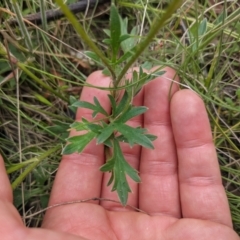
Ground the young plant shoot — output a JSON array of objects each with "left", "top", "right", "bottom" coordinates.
[{"left": 60, "top": 1, "right": 182, "bottom": 205}]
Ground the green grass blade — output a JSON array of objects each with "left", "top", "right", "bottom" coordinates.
[
  {"left": 116, "top": 0, "right": 183, "bottom": 85},
  {"left": 11, "top": 145, "right": 61, "bottom": 190}
]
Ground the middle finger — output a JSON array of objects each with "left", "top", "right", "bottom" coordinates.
[{"left": 139, "top": 67, "right": 181, "bottom": 218}]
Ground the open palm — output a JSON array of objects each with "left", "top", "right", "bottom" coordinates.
[{"left": 0, "top": 68, "right": 238, "bottom": 240}]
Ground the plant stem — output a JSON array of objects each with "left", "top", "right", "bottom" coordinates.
[
  {"left": 10, "top": 0, "right": 33, "bottom": 52},
  {"left": 116, "top": 0, "right": 183, "bottom": 86},
  {"left": 55, "top": 0, "right": 116, "bottom": 80}
]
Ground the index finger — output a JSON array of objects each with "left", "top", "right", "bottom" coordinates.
[
  {"left": 47, "top": 71, "right": 112, "bottom": 206},
  {"left": 139, "top": 67, "right": 181, "bottom": 218}
]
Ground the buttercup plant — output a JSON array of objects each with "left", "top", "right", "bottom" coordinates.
[{"left": 56, "top": 0, "right": 183, "bottom": 205}]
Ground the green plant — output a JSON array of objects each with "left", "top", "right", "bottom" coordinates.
[
  {"left": 3, "top": 0, "right": 240, "bottom": 232},
  {"left": 55, "top": 0, "right": 182, "bottom": 205}
]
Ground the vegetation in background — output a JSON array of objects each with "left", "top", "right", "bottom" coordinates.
[{"left": 0, "top": 0, "right": 239, "bottom": 233}]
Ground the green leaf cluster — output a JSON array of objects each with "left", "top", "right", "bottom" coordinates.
[
  {"left": 85, "top": 3, "right": 140, "bottom": 83},
  {"left": 62, "top": 91, "right": 157, "bottom": 205}
]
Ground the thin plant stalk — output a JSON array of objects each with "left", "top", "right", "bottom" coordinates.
[
  {"left": 40, "top": 0, "right": 48, "bottom": 31},
  {"left": 116, "top": 0, "right": 183, "bottom": 86},
  {"left": 54, "top": 0, "right": 116, "bottom": 80},
  {"left": 10, "top": 0, "right": 33, "bottom": 51}
]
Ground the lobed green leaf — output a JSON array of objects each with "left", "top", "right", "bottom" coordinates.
[
  {"left": 108, "top": 94, "right": 117, "bottom": 116},
  {"left": 72, "top": 98, "right": 108, "bottom": 118},
  {"left": 112, "top": 139, "right": 137, "bottom": 205},
  {"left": 115, "top": 91, "right": 130, "bottom": 117},
  {"left": 100, "top": 157, "right": 115, "bottom": 172},
  {"left": 93, "top": 97, "right": 108, "bottom": 116},
  {"left": 70, "top": 121, "right": 88, "bottom": 131},
  {"left": 122, "top": 159, "right": 141, "bottom": 183},
  {"left": 100, "top": 139, "right": 142, "bottom": 205},
  {"left": 96, "top": 123, "right": 115, "bottom": 144},
  {"left": 62, "top": 132, "right": 96, "bottom": 154},
  {"left": 115, "top": 123, "right": 154, "bottom": 149},
  {"left": 117, "top": 106, "right": 148, "bottom": 123},
  {"left": 86, "top": 123, "right": 103, "bottom": 133},
  {"left": 72, "top": 101, "right": 96, "bottom": 111}
]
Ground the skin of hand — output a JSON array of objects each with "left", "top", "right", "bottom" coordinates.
[{"left": 0, "top": 67, "right": 239, "bottom": 240}]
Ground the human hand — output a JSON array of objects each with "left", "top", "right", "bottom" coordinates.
[{"left": 0, "top": 68, "right": 239, "bottom": 240}]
